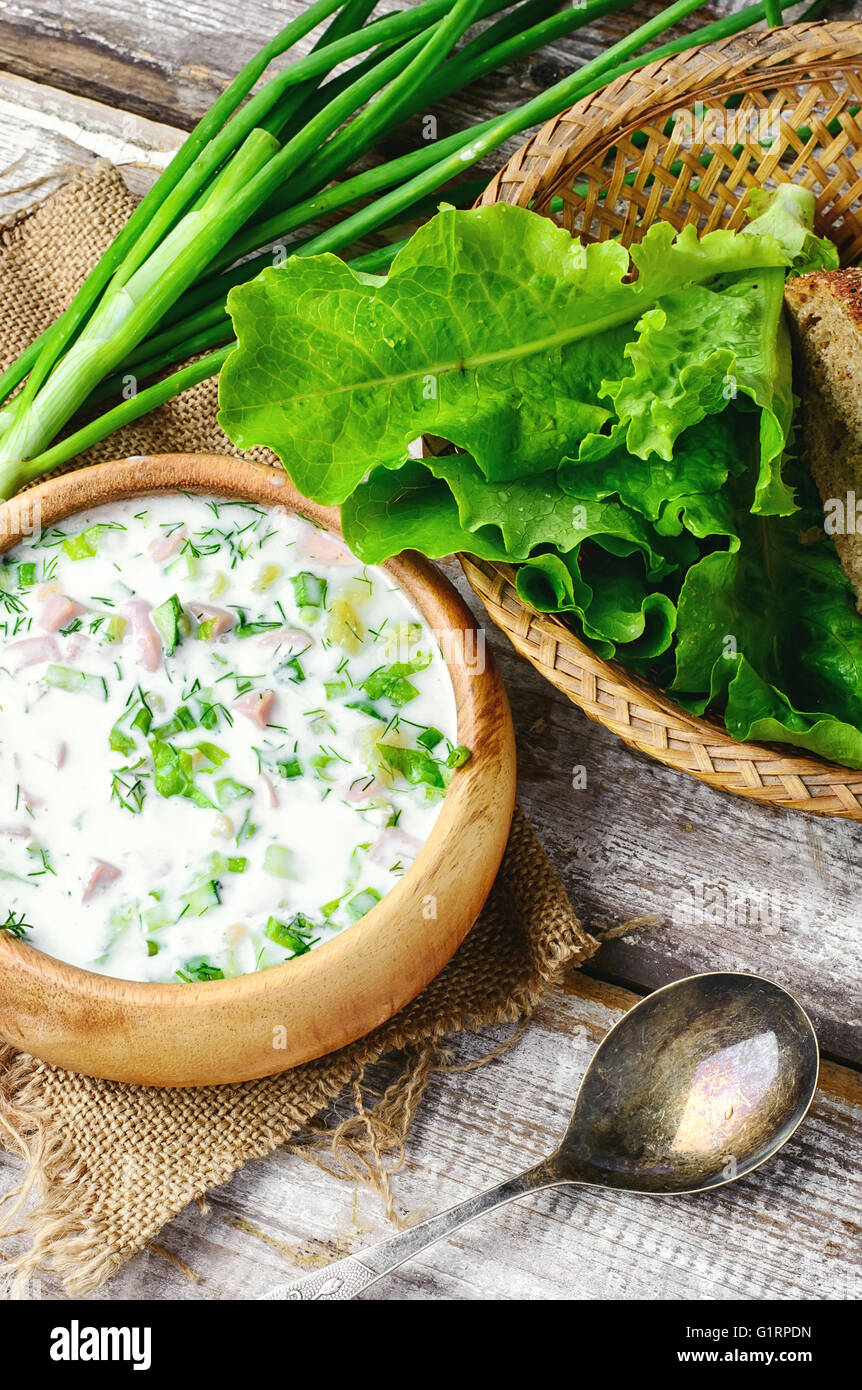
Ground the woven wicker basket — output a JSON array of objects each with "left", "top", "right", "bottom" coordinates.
[{"left": 460, "top": 19, "right": 862, "bottom": 819}]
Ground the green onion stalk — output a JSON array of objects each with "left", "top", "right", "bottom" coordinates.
[{"left": 0, "top": 0, "right": 809, "bottom": 495}]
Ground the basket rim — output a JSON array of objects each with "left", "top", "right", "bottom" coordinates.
[
  {"left": 460, "top": 20, "right": 862, "bottom": 811},
  {"left": 493, "top": 19, "right": 862, "bottom": 201}
]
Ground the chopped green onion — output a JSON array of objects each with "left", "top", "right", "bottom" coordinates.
[
  {"left": 377, "top": 742, "right": 448, "bottom": 789},
  {"left": 150, "top": 737, "right": 215, "bottom": 809},
  {"left": 216, "top": 776, "right": 254, "bottom": 805},
  {"left": 291, "top": 571, "right": 327, "bottom": 608},
  {"left": 265, "top": 912, "right": 317, "bottom": 955},
  {"left": 196, "top": 740, "right": 229, "bottom": 767},
  {"left": 346, "top": 698, "right": 386, "bottom": 721},
  {"left": 236, "top": 809, "right": 259, "bottom": 843},
  {"left": 177, "top": 957, "right": 224, "bottom": 982},
  {"left": 417, "top": 726, "right": 444, "bottom": 751},
  {"left": 446, "top": 744, "right": 472, "bottom": 769},
  {"left": 281, "top": 655, "right": 306, "bottom": 684}
]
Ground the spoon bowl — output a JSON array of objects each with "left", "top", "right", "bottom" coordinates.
[
  {"left": 558, "top": 972, "right": 819, "bottom": 1194},
  {"left": 261, "top": 971, "right": 820, "bottom": 1300}
]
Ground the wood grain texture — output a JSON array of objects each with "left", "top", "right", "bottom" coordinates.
[
  {"left": 0, "top": 0, "right": 674, "bottom": 128},
  {"left": 1, "top": 970, "right": 857, "bottom": 1300},
  {"left": 0, "top": 72, "right": 182, "bottom": 217},
  {"left": 0, "top": 0, "right": 860, "bottom": 1301}
]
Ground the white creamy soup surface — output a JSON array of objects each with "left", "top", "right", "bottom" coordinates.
[{"left": 0, "top": 494, "right": 464, "bottom": 983}]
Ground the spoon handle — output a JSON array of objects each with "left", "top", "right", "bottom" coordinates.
[{"left": 259, "top": 1159, "right": 559, "bottom": 1301}]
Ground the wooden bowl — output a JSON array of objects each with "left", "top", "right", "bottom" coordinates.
[
  {"left": 461, "top": 20, "right": 862, "bottom": 819},
  {"left": 0, "top": 454, "right": 515, "bottom": 1086}
]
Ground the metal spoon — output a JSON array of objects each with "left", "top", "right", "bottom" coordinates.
[{"left": 261, "top": 971, "right": 819, "bottom": 1301}]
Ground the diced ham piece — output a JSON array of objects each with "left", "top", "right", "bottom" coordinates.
[
  {"left": 0, "top": 825, "right": 33, "bottom": 839},
  {"left": 120, "top": 599, "right": 162, "bottom": 672},
  {"left": 189, "top": 602, "right": 234, "bottom": 637},
  {"left": 40, "top": 593, "right": 86, "bottom": 632},
  {"left": 36, "top": 740, "right": 67, "bottom": 769},
  {"left": 66, "top": 633, "right": 96, "bottom": 662},
  {"left": 345, "top": 777, "right": 385, "bottom": 803},
  {"left": 259, "top": 627, "right": 312, "bottom": 655},
  {"left": 234, "top": 690, "right": 276, "bottom": 728},
  {"left": 4, "top": 635, "right": 60, "bottom": 672},
  {"left": 151, "top": 531, "right": 186, "bottom": 562},
  {"left": 260, "top": 773, "right": 278, "bottom": 808},
  {"left": 369, "top": 828, "right": 423, "bottom": 866},
  {"left": 82, "top": 860, "right": 121, "bottom": 902},
  {"left": 298, "top": 525, "right": 354, "bottom": 565}
]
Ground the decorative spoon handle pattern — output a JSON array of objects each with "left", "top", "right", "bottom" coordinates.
[{"left": 260, "top": 1164, "right": 556, "bottom": 1301}]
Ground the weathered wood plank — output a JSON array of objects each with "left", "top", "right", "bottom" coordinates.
[
  {"left": 0, "top": 2, "right": 757, "bottom": 150},
  {"left": 2, "top": 971, "right": 857, "bottom": 1300},
  {"left": 0, "top": 72, "right": 182, "bottom": 218}
]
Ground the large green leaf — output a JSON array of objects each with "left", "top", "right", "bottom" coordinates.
[
  {"left": 599, "top": 269, "right": 795, "bottom": 514},
  {"left": 516, "top": 547, "right": 677, "bottom": 662},
  {"left": 343, "top": 450, "right": 690, "bottom": 578},
  {"left": 671, "top": 474, "right": 862, "bottom": 766},
  {"left": 219, "top": 203, "right": 797, "bottom": 504},
  {"left": 219, "top": 188, "right": 862, "bottom": 767},
  {"left": 560, "top": 412, "right": 741, "bottom": 523},
  {"left": 340, "top": 457, "right": 510, "bottom": 563}
]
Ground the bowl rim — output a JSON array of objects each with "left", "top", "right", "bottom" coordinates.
[{"left": 0, "top": 453, "right": 514, "bottom": 1016}]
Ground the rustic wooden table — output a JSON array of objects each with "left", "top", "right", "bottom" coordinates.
[{"left": 1, "top": 0, "right": 860, "bottom": 1303}]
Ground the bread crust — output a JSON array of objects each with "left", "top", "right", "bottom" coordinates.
[{"left": 784, "top": 268, "right": 862, "bottom": 612}]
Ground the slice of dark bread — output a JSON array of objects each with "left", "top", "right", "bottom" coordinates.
[{"left": 784, "top": 269, "right": 862, "bottom": 611}]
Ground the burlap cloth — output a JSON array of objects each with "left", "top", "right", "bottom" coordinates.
[{"left": 0, "top": 165, "right": 597, "bottom": 1297}]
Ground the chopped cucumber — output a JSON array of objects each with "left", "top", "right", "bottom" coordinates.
[
  {"left": 45, "top": 664, "right": 107, "bottom": 700},
  {"left": 263, "top": 844, "right": 292, "bottom": 878},
  {"left": 152, "top": 593, "right": 185, "bottom": 656},
  {"left": 345, "top": 888, "right": 382, "bottom": 923}
]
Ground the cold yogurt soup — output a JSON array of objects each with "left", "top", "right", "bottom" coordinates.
[{"left": 0, "top": 494, "right": 463, "bottom": 982}]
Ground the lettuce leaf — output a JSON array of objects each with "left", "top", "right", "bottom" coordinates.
[
  {"left": 516, "top": 548, "right": 677, "bottom": 662},
  {"left": 559, "top": 412, "right": 741, "bottom": 522},
  {"left": 599, "top": 269, "right": 794, "bottom": 514},
  {"left": 220, "top": 202, "right": 798, "bottom": 504},
  {"left": 219, "top": 188, "right": 862, "bottom": 767},
  {"left": 671, "top": 472, "right": 862, "bottom": 766},
  {"left": 343, "top": 450, "right": 691, "bottom": 577}
]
